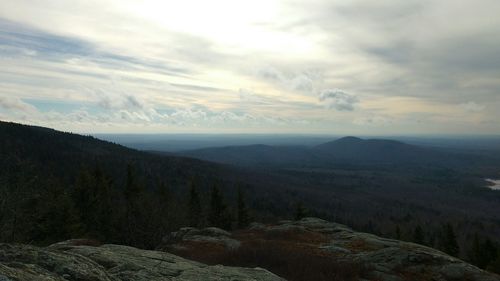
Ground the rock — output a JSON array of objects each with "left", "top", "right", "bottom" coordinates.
[
  {"left": 160, "top": 217, "right": 500, "bottom": 281},
  {"left": 248, "top": 222, "right": 266, "bottom": 230},
  {"left": 0, "top": 243, "right": 284, "bottom": 281},
  {"left": 160, "top": 226, "right": 241, "bottom": 251},
  {"left": 48, "top": 238, "right": 102, "bottom": 249}
]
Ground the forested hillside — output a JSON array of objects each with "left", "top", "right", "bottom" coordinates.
[
  {"left": 0, "top": 121, "right": 289, "bottom": 248},
  {"left": 1, "top": 121, "right": 500, "bottom": 272}
]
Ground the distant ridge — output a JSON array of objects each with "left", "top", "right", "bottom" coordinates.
[
  {"left": 179, "top": 136, "right": 454, "bottom": 167},
  {"left": 181, "top": 144, "right": 312, "bottom": 167},
  {"left": 312, "top": 136, "right": 426, "bottom": 163}
]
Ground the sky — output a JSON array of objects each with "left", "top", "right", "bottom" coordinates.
[{"left": 0, "top": 0, "right": 499, "bottom": 135}]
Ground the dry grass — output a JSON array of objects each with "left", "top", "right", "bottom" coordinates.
[{"left": 167, "top": 227, "right": 369, "bottom": 281}]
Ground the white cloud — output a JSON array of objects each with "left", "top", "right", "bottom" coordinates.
[
  {"left": 318, "top": 89, "right": 358, "bottom": 111},
  {"left": 460, "top": 102, "right": 485, "bottom": 113},
  {"left": 0, "top": 0, "right": 499, "bottom": 134},
  {"left": 0, "top": 97, "right": 37, "bottom": 113},
  {"left": 257, "top": 66, "right": 317, "bottom": 93}
]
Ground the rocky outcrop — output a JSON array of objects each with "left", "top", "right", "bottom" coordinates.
[
  {"left": 159, "top": 218, "right": 500, "bottom": 281},
  {"left": 0, "top": 242, "right": 284, "bottom": 281},
  {"left": 1, "top": 218, "right": 498, "bottom": 281}
]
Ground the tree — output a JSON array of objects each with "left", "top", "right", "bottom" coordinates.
[
  {"left": 236, "top": 188, "right": 250, "bottom": 228},
  {"left": 123, "top": 164, "right": 145, "bottom": 245},
  {"left": 413, "top": 225, "right": 425, "bottom": 245},
  {"left": 395, "top": 225, "right": 401, "bottom": 240},
  {"left": 294, "top": 202, "right": 307, "bottom": 221},
  {"left": 92, "top": 167, "right": 113, "bottom": 240},
  {"left": 30, "top": 180, "right": 83, "bottom": 244},
  {"left": 124, "top": 164, "right": 142, "bottom": 206},
  {"left": 208, "top": 185, "right": 231, "bottom": 229},
  {"left": 469, "top": 233, "right": 499, "bottom": 269},
  {"left": 187, "top": 182, "right": 202, "bottom": 227},
  {"left": 72, "top": 167, "right": 114, "bottom": 241},
  {"left": 441, "top": 223, "right": 459, "bottom": 257},
  {"left": 481, "top": 238, "right": 498, "bottom": 269}
]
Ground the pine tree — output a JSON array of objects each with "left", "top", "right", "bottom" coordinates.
[
  {"left": 441, "top": 223, "right": 459, "bottom": 257},
  {"left": 208, "top": 185, "right": 231, "bottom": 229},
  {"left": 469, "top": 233, "right": 482, "bottom": 266},
  {"left": 31, "top": 181, "right": 83, "bottom": 244},
  {"left": 187, "top": 182, "right": 202, "bottom": 227},
  {"left": 395, "top": 225, "right": 401, "bottom": 240},
  {"left": 123, "top": 164, "right": 144, "bottom": 245},
  {"left": 124, "top": 164, "right": 141, "bottom": 206},
  {"left": 481, "top": 238, "right": 498, "bottom": 269},
  {"left": 73, "top": 167, "right": 115, "bottom": 241},
  {"left": 236, "top": 188, "right": 250, "bottom": 229},
  {"left": 294, "top": 202, "right": 307, "bottom": 221},
  {"left": 72, "top": 168, "right": 94, "bottom": 232},
  {"left": 413, "top": 225, "right": 425, "bottom": 245},
  {"left": 92, "top": 167, "right": 113, "bottom": 240},
  {"left": 468, "top": 233, "right": 500, "bottom": 269}
]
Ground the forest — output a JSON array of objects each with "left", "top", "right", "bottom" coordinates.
[{"left": 0, "top": 121, "right": 499, "bottom": 273}]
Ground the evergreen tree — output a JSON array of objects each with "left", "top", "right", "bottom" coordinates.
[
  {"left": 72, "top": 169, "right": 94, "bottom": 232},
  {"left": 441, "top": 223, "right": 459, "bottom": 257},
  {"left": 72, "top": 167, "right": 114, "bottom": 241},
  {"left": 395, "top": 225, "right": 401, "bottom": 240},
  {"left": 31, "top": 181, "right": 83, "bottom": 244},
  {"left": 413, "top": 225, "right": 425, "bottom": 245},
  {"left": 158, "top": 181, "right": 170, "bottom": 208},
  {"left": 469, "top": 233, "right": 482, "bottom": 266},
  {"left": 481, "top": 238, "right": 498, "bottom": 269},
  {"left": 469, "top": 234, "right": 499, "bottom": 269},
  {"left": 294, "top": 202, "right": 307, "bottom": 221},
  {"left": 187, "top": 182, "right": 202, "bottom": 227},
  {"left": 123, "top": 164, "right": 144, "bottom": 245},
  {"left": 92, "top": 167, "right": 113, "bottom": 240},
  {"left": 124, "top": 164, "right": 142, "bottom": 205},
  {"left": 208, "top": 185, "right": 231, "bottom": 229},
  {"left": 237, "top": 188, "right": 250, "bottom": 228}
]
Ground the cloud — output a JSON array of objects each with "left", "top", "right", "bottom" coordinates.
[
  {"left": 318, "top": 89, "right": 358, "bottom": 111},
  {"left": 1, "top": 1, "right": 500, "bottom": 134},
  {"left": 257, "top": 66, "right": 317, "bottom": 93},
  {"left": 0, "top": 97, "right": 37, "bottom": 113},
  {"left": 239, "top": 88, "right": 258, "bottom": 102},
  {"left": 460, "top": 102, "right": 485, "bottom": 113},
  {"left": 353, "top": 115, "right": 392, "bottom": 126}
]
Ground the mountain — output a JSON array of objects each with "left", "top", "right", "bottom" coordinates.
[
  {"left": 312, "top": 136, "right": 441, "bottom": 164},
  {"left": 179, "top": 136, "right": 464, "bottom": 167}
]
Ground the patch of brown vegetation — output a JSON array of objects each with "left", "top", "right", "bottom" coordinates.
[
  {"left": 167, "top": 227, "right": 368, "bottom": 281},
  {"left": 166, "top": 241, "right": 228, "bottom": 264},
  {"left": 346, "top": 238, "right": 379, "bottom": 252}
]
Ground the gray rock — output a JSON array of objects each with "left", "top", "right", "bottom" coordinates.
[
  {"left": 160, "top": 226, "right": 241, "bottom": 250},
  {"left": 0, "top": 243, "right": 284, "bottom": 281},
  {"left": 160, "top": 218, "right": 500, "bottom": 281},
  {"left": 0, "top": 274, "right": 13, "bottom": 281},
  {"left": 248, "top": 222, "right": 266, "bottom": 230}
]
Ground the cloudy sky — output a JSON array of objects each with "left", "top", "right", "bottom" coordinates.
[{"left": 0, "top": 0, "right": 499, "bottom": 134}]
